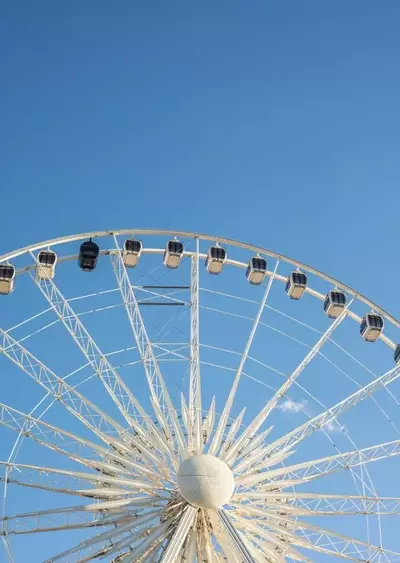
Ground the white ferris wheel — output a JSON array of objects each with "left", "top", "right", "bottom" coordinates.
[{"left": 0, "top": 229, "right": 399, "bottom": 562}]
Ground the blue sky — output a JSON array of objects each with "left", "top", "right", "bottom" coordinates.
[
  {"left": 1, "top": 2, "right": 400, "bottom": 560},
  {"left": 1, "top": 1, "right": 399, "bottom": 317}
]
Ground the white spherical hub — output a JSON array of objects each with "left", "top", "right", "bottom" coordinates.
[{"left": 177, "top": 454, "right": 234, "bottom": 509}]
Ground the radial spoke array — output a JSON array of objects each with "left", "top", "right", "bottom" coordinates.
[
  {"left": 210, "top": 260, "right": 279, "bottom": 457},
  {"left": 0, "top": 232, "right": 398, "bottom": 561},
  {"left": 29, "top": 255, "right": 174, "bottom": 464}
]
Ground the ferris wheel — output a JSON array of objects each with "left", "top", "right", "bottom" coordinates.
[{"left": 0, "top": 229, "right": 399, "bottom": 562}]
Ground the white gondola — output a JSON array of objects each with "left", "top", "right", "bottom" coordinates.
[
  {"left": 163, "top": 239, "right": 184, "bottom": 269},
  {"left": 394, "top": 344, "right": 400, "bottom": 365},
  {"left": 0, "top": 263, "right": 16, "bottom": 295},
  {"left": 205, "top": 245, "right": 226, "bottom": 275},
  {"left": 360, "top": 312, "right": 384, "bottom": 342},
  {"left": 286, "top": 271, "right": 307, "bottom": 300},
  {"left": 323, "top": 289, "right": 347, "bottom": 318},
  {"left": 36, "top": 250, "right": 57, "bottom": 280},
  {"left": 246, "top": 256, "right": 267, "bottom": 285},
  {"left": 122, "top": 239, "right": 142, "bottom": 268}
]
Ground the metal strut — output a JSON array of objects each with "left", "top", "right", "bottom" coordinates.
[
  {"left": 219, "top": 509, "right": 257, "bottom": 563},
  {"left": 189, "top": 238, "right": 202, "bottom": 455},
  {"left": 110, "top": 235, "right": 186, "bottom": 460}
]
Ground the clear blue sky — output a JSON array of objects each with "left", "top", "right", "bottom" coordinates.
[
  {"left": 1, "top": 1, "right": 399, "bottom": 318},
  {"left": 1, "top": 3, "right": 400, "bottom": 559}
]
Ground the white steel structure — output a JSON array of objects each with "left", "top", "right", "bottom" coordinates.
[{"left": 0, "top": 229, "right": 399, "bottom": 562}]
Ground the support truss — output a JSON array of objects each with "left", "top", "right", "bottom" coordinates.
[
  {"left": 161, "top": 505, "right": 197, "bottom": 562},
  {"left": 29, "top": 256, "right": 171, "bottom": 460},
  {"left": 252, "top": 440, "right": 400, "bottom": 486},
  {"left": 209, "top": 260, "right": 279, "bottom": 457},
  {"left": 232, "top": 492, "right": 400, "bottom": 516},
  {"left": 225, "top": 302, "right": 352, "bottom": 466},
  {"left": 0, "top": 329, "right": 124, "bottom": 444},
  {"left": 188, "top": 238, "right": 202, "bottom": 456},
  {"left": 263, "top": 364, "right": 400, "bottom": 459},
  {"left": 110, "top": 236, "right": 186, "bottom": 459}
]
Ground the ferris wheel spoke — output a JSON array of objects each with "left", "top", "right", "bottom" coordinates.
[
  {"left": 105, "top": 519, "right": 172, "bottom": 562},
  {"left": 1, "top": 502, "right": 164, "bottom": 538},
  {"left": 283, "top": 521, "right": 400, "bottom": 562},
  {"left": 240, "top": 510, "right": 397, "bottom": 562},
  {"left": 160, "top": 505, "right": 197, "bottom": 563},
  {"left": 178, "top": 522, "right": 197, "bottom": 562},
  {"left": 237, "top": 522, "right": 307, "bottom": 563},
  {"left": 0, "top": 328, "right": 129, "bottom": 442},
  {"left": 2, "top": 508, "right": 125, "bottom": 537},
  {"left": 219, "top": 407, "right": 247, "bottom": 459},
  {"left": 207, "top": 509, "right": 250, "bottom": 562},
  {"left": 195, "top": 509, "right": 216, "bottom": 562},
  {"left": 262, "top": 363, "right": 400, "bottom": 459},
  {"left": 0, "top": 401, "right": 169, "bottom": 484},
  {"left": 224, "top": 303, "right": 352, "bottom": 467},
  {"left": 208, "top": 261, "right": 279, "bottom": 457},
  {"left": 229, "top": 426, "right": 274, "bottom": 473},
  {"left": 249, "top": 440, "right": 400, "bottom": 488},
  {"left": 234, "top": 510, "right": 361, "bottom": 562},
  {"left": 0, "top": 461, "right": 169, "bottom": 499},
  {"left": 28, "top": 258, "right": 169, "bottom": 457},
  {"left": 110, "top": 235, "right": 186, "bottom": 459},
  {"left": 44, "top": 514, "right": 150, "bottom": 563},
  {"left": 1, "top": 474, "right": 154, "bottom": 501},
  {"left": 188, "top": 238, "right": 202, "bottom": 456},
  {"left": 202, "top": 396, "right": 216, "bottom": 447},
  {"left": 219, "top": 508, "right": 260, "bottom": 563},
  {"left": 180, "top": 392, "right": 189, "bottom": 436},
  {"left": 0, "top": 402, "right": 104, "bottom": 465},
  {"left": 0, "top": 417, "right": 136, "bottom": 483},
  {"left": 232, "top": 492, "right": 400, "bottom": 516},
  {"left": 0, "top": 332, "right": 171, "bottom": 476}
]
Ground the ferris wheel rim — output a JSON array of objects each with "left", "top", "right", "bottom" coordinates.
[
  {"left": 0, "top": 229, "right": 399, "bottom": 560},
  {"left": 0, "top": 227, "right": 398, "bottom": 329}
]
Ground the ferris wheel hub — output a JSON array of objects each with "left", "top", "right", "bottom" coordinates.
[{"left": 177, "top": 454, "right": 235, "bottom": 509}]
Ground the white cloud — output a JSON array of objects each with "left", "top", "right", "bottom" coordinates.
[
  {"left": 277, "top": 399, "right": 307, "bottom": 414},
  {"left": 322, "top": 419, "right": 346, "bottom": 433}
]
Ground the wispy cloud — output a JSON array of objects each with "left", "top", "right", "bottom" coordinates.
[
  {"left": 322, "top": 419, "right": 346, "bottom": 433},
  {"left": 277, "top": 399, "right": 307, "bottom": 414}
]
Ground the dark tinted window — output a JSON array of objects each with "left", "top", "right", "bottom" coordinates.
[
  {"left": 210, "top": 247, "right": 226, "bottom": 260},
  {"left": 292, "top": 272, "right": 307, "bottom": 286},
  {"left": 252, "top": 257, "right": 266, "bottom": 271},
  {"left": 330, "top": 290, "right": 346, "bottom": 306},
  {"left": 368, "top": 314, "right": 384, "bottom": 329},
  {"left": 80, "top": 242, "right": 99, "bottom": 258},
  {"left": 0, "top": 265, "right": 14, "bottom": 279},
  {"left": 125, "top": 239, "right": 142, "bottom": 253},
  {"left": 168, "top": 241, "right": 184, "bottom": 254},
  {"left": 39, "top": 251, "right": 56, "bottom": 265}
]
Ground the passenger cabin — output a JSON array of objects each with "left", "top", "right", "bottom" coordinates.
[
  {"left": 360, "top": 313, "right": 384, "bottom": 342},
  {"left": 36, "top": 250, "right": 57, "bottom": 280},
  {"left": 122, "top": 238, "right": 142, "bottom": 268},
  {"left": 323, "top": 289, "right": 346, "bottom": 318},
  {"left": 0, "top": 264, "right": 16, "bottom": 295},
  {"left": 205, "top": 245, "right": 226, "bottom": 275},
  {"left": 246, "top": 256, "right": 267, "bottom": 285},
  {"left": 394, "top": 344, "right": 400, "bottom": 365},
  {"left": 286, "top": 271, "right": 308, "bottom": 300},
  {"left": 163, "top": 240, "right": 184, "bottom": 269},
  {"left": 78, "top": 240, "right": 100, "bottom": 272}
]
